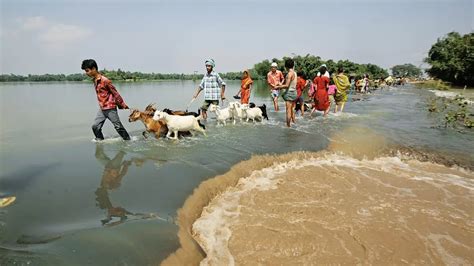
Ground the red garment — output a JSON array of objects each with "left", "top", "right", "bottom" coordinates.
[
  {"left": 296, "top": 76, "right": 306, "bottom": 98},
  {"left": 240, "top": 89, "right": 251, "bottom": 104},
  {"left": 241, "top": 70, "right": 253, "bottom": 104},
  {"left": 313, "top": 76, "right": 330, "bottom": 111},
  {"left": 94, "top": 75, "right": 127, "bottom": 110}
]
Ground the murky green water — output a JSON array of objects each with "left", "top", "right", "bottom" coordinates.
[{"left": 0, "top": 81, "right": 472, "bottom": 265}]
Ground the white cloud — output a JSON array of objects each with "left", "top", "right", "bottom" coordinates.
[
  {"left": 38, "top": 23, "right": 92, "bottom": 48},
  {"left": 9, "top": 16, "right": 93, "bottom": 51},
  {"left": 19, "top": 16, "right": 48, "bottom": 31}
]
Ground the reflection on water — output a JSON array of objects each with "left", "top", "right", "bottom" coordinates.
[
  {"left": 94, "top": 145, "right": 133, "bottom": 226},
  {"left": 94, "top": 145, "right": 169, "bottom": 227}
]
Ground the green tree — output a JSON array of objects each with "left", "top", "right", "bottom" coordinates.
[
  {"left": 425, "top": 32, "right": 474, "bottom": 86},
  {"left": 391, "top": 64, "right": 422, "bottom": 78},
  {"left": 250, "top": 54, "right": 387, "bottom": 81},
  {"left": 253, "top": 59, "right": 272, "bottom": 79}
]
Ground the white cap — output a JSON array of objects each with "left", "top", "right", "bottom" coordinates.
[{"left": 271, "top": 62, "right": 278, "bottom": 67}]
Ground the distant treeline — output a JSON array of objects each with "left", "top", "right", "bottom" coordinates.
[
  {"left": 0, "top": 70, "right": 248, "bottom": 82},
  {"left": 0, "top": 71, "right": 204, "bottom": 82},
  {"left": 1, "top": 54, "right": 390, "bottom": 82},
  {"left": 252, "top": 54, "right": 389, "bottom": 80}
]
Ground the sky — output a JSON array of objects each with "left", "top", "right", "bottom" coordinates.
[{"left": 0, "top": 0, "right": 472, "bottom": 75}]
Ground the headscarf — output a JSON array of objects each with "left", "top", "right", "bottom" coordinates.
[
  {"left": 241, "top": 70, "right": 253, "bottom": 90},
  {"left": 205, "top": 59, "right": 215, "bottom": 67}
]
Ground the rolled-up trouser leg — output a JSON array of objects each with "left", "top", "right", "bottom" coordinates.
[
  {"left": 92, "top": 109, "right": 107, "bottom": 140},
  {"left": 104, "top": 108, "right": 131, "bottom": 140}
]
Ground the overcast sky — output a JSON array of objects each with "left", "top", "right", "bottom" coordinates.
[{"left": 1, "top": 0, "right": 472, "bottom": 74}]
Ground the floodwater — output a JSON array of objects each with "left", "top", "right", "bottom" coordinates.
[{"left": 0, "top": 81, "right": 473, "bottom": 265}]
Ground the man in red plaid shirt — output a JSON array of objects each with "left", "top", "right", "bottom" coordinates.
[{"left": 81, "top": 59, "right": 131, "bottom": 141}]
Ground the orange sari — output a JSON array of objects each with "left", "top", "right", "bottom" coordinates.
[{"left": 240, "top": 70, "right": 253, "bottom": 104}]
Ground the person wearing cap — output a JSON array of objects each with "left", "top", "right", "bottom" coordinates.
[
  {"left": 317, "top": 64, "right": 331, "bottom": 78},
  {"left": 267, "top": 62, "right": 284, "bottom": 112},
  {"left": 192, "top": 59, "right": 226, "bottom": 119}
]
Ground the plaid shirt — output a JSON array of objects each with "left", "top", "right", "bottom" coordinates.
[
  {"left": 199, "top": 71, "right": 225, "bottom": 100},
  {"left": 94, "top": 75, "right": 127, "bottom": 110}
]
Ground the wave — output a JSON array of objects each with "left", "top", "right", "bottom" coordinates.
[
  {"left": 161, "top": 127, "right": 474, "bottom": 265},
  {"left": 191, "top": 153, "right": 473, "bottom": 265},
  {"left": 90, "top": 136, "right": 141, "bottom": 143}
]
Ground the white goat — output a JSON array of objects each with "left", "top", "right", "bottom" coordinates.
[
  {"left": 228, "top": 101, "right": 246, "bottom": 124},
  {"left": 241, "top": 104, "right": 263, "bottom": 122},
  {"left": 208, "top": 103, "right": 232, "bottom": 126},
  {"left": 153, "top": 111, "right": 206, "bottom": 140}
]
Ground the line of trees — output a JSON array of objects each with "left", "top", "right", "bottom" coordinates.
[
  {"left": 424, "top": 32, "right": 473, "bottom": 86},
  {"left": 0, "top": 73, "right": 87, "bottom": 82},
  {"left": 1, "top": 54, "right": 389, "bottom": 82},
  {"left": 390, "top": 63, "right": 422, "bottom": 78},
  {"left": 0, "top": 70, "right": 204, "bottom": 82},
  {"left": 252, "top": 54, "right": 388, "bottom": 80}
]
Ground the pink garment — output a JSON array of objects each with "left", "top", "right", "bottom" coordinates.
[{"left": 328, "top": 85, "right": 337, "bottom": 95}]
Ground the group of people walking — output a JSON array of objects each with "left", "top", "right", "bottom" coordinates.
[
  {"left": 81, "top": 57, "right": 354, "bottom": 141},
  {"left": 237, "top": 58, "right": 352, "bottom": 127}
]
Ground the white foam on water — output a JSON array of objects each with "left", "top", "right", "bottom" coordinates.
[
  {"left": 429, "top": 90, "right": 474, "bottom": 104},
  {"left": 192, "top": 160, "right": 301, "bottom": 266},
  {"left": 328, "top": 112, "right": 359, "bottom": 119},
  {"left": 192, "top": 154, "right": 474, "bottom": 265},
  {"left": 90, "top": 135, "right": 140, "bottom": 143}
]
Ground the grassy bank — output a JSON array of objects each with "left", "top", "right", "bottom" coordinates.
[{"left": 411, "top": 80, "right": 473, "bottom": 91}]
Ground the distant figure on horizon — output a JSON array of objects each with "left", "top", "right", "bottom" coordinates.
[
  {"left": 81, "top": 59, "right": 131, "bottom": 141},
  {"left": 267, "top": 62, "right": 285, "bottom": 112},
  {"left": 363, "top": 74, "right": 370, "bottom": 93},
  {"left": 275, "top": 58, "right": 297, "bottom": 127},
  {"left": 333, "top": 67, "right": 351, "bottom": 113},
  {"left": 192, "top": 59, "right": 226, "bottom": 120}
]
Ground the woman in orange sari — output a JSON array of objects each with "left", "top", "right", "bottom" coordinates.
[{"left": 239, "top": 70, "right": 253, "bottom": 104}]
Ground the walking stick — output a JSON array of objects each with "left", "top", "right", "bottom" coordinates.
[{"left": 185, "top": 98, "right": 196, "bottom": 112}]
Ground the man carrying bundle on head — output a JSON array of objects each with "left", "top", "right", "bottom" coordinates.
[{"left": 192, "top": 59, "right": 226, "bottom": 120}]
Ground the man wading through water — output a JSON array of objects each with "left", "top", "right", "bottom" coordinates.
[
  {"left": 267, "top": 62, "right": 284, "bottom": 112},
  {"left": 192, "top": 59, "right": 226, "bottom": 120},
  {"left": 81, "top": 59, "right": 131, "bottom": 141}
]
